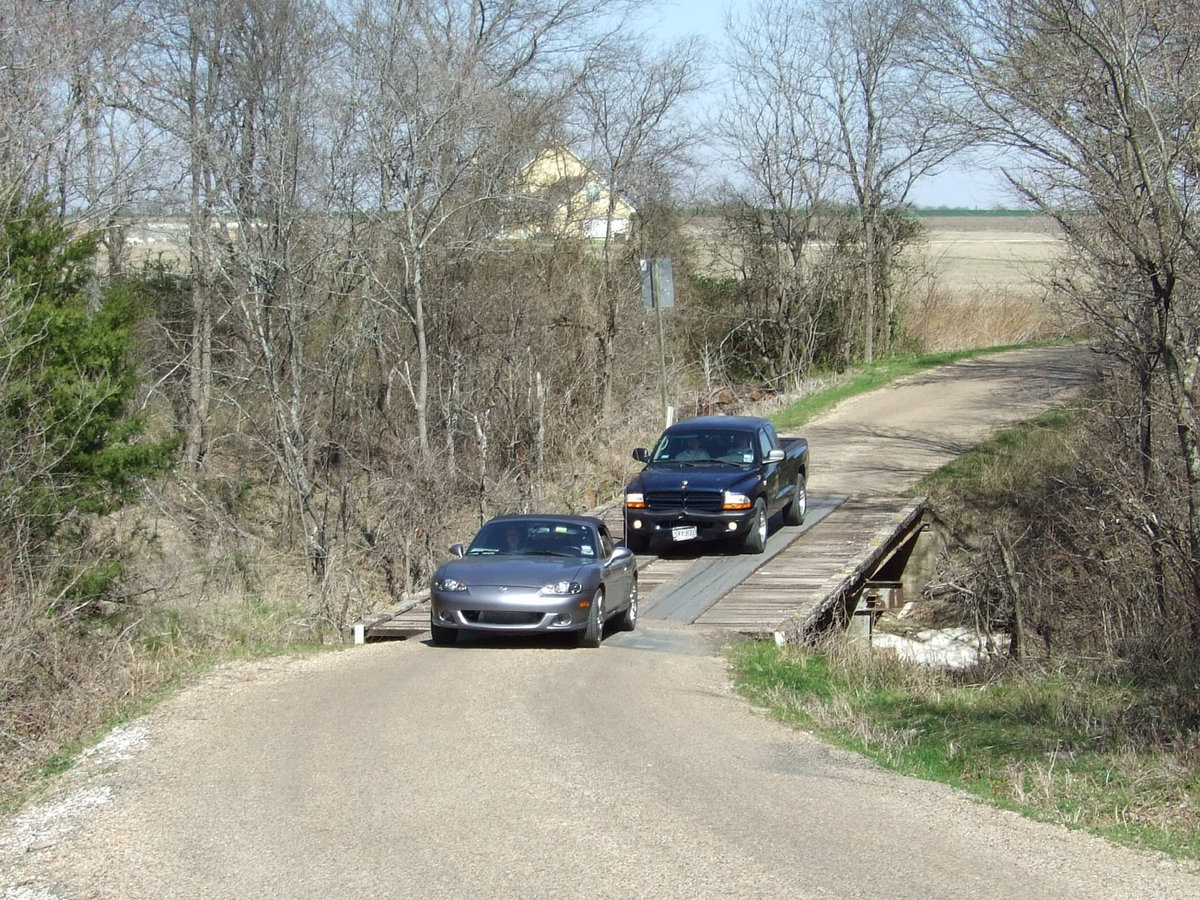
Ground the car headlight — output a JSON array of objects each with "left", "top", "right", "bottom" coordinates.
[
  {"left": 723, "top": 491, "right": 752, "bottom": 510},
  {"left": 624, "top": 491, "right": 645, "bottom": 509},
  {"left": 434, "top": 576, "right": 469, "bottom": 592},
  {"left": 540, "top": 580, "right": 583, "bottom": 596}
]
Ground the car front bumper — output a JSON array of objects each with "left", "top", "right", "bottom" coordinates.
[{"left": 431, "top": 588, "right": 593, "bottom": 633}]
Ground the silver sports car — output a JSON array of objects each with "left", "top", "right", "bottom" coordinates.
[{"left": 429, "top": 514, "right": 638, "bottom": 647}]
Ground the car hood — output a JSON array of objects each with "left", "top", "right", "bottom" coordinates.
[
  {"left": 632, "top": 463, "right": 759, "bottom": 494},
  {"left": 436, "top": 555, "right": 588, "bottom": 588}
]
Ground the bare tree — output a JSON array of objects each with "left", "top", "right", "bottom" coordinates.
[
  {"left": 340, "top": 0, "right": 642, "bottom": 456},
  {"left": 570, "top": 38, "right": 707, "bottom": 414},
  {"left": 716, "top": 1, "right": 841, "bottom": 383},
  {"left": 931, "top": 0, "right": 1200, "bottom": 646},
  {"left": 718, "top": 0, "right": 964, "bottom": 374},
  {"left": 127, "top": 0, "right": 236, "bottom": 468},
  {"left": 0, "top": 0, "right": 153, "bottom": 229},
  {"left": 820, "top": 0, "right": 967, "bottom": 360}
]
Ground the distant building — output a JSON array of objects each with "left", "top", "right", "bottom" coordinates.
[{"left": 506, "top": 146, "right": 635, "bottom": 240}]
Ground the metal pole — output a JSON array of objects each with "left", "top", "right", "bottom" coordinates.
[{"left": 652, "top": 261, "right": 669, "bottom": 427}]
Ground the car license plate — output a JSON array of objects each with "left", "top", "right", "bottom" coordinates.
[{"left": 672, "top": 525, "right": 698, "bottom": 542}]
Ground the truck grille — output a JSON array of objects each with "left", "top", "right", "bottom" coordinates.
[{"left": 644, "top": 489, "right": 723, "bottom": 513}]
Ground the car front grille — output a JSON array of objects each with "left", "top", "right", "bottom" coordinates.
[
  {"left": 644, "top": 489, "right": 723, "bottom": 513},
  {"left": 462, "top": 610, "right": 543, "bottom": 626}
]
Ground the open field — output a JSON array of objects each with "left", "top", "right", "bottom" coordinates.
[
  {"left": 683, "top": 212, "right": 1071, "bottom": 350},
  {"left": 682, "top": 212, "right": 1064, "bottom": 294},
  {"left": 907, "top": 214, "right": 1070, "bottom": 350},
  {"left": 917, "top": 214, "right": 1062, "bottom": 297}
]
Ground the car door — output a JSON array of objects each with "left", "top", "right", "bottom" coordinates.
[{"left": 597, "top": 523, "right": 634, "bottom": 605}]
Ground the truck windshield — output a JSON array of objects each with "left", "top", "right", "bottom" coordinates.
[{"left": 651, "top": 431, "right": 757, "bottom": 464}]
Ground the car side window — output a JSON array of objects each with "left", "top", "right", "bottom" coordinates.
[{"left": 597, "top": 524, "right": 614, "bottom": 558}]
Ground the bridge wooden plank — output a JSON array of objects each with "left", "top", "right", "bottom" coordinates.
[{"left": 693, "top": 497, "right": 925, "bottom": 636}]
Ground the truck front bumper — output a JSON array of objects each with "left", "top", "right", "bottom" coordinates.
[{"left": 624, "top": 508, "right": 754, "bottom": 547}]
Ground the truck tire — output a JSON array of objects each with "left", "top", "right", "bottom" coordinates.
[
  {"left": 783, "top": 472, "right": 807, "bottom": 526},
  {"left": 742, "top": 499, "right": 768, "bottom": 554}
]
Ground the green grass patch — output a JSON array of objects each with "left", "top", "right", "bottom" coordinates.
[
  {"left": 731, "top": 640, "right": 1200, "bottom": 860},
  {"left": 911, "top": 406, "right": 1079, "bottom": 500},
  {"left": 770, "top": 344, "right": 1043, "bottom": 430}
]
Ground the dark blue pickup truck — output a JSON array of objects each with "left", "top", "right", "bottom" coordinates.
[{"left": 623, "top": 415, "right": 809, "bottom": 554}]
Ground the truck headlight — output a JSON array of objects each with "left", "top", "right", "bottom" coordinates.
[
  {"left": 723, "top": 491, "right": 752, "bottom": 510},
  {"left": 625, "top": 492, "right": 646, "bottom": 509}
]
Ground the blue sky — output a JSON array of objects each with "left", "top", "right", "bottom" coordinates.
[{"left": 633, "top": 0, "right": 1010, "bottom": 209}]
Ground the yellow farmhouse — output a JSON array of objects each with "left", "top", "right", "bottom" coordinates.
[{"left": 510, "top": 146, "right": 636, "bottom": 240}]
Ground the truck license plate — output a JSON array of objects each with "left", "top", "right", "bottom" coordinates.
[{"left": 672, "top": 525, "right": 698, "bottom": 542}]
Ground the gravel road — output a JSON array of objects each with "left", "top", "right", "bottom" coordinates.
[{"left": 4, "top": 344, "right": 1197, "bottom": 899}]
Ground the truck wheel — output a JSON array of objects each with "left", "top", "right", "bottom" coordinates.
[
  {"left": 783, "top": 472, "right": 807, "bottom": 526},
  {"left": 742, "top": 499, "right": 768, "bottom": 554}
]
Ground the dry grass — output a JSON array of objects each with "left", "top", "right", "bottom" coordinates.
[
  {"left": 903, "top": 286, "right": 1079, "bottom": 351},
  {"left": 901, "top": 215, "right": 1080, "bottom": 350}
]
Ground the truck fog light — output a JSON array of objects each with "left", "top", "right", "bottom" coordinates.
[
  {"left": 727, "top": 521, "right": 739, "bottom": 531},
  {"left": 631, "top": 519, "right": 643, "bottom": 530}
]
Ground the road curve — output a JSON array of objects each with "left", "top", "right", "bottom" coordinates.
[
  {"left": 4, "top": 345, "right": 1197, "bottom": 899},
  {"left": 802, "top": 343, "right": 1099, "bottom": 495}
]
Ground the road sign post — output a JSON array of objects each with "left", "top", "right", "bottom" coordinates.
[{"left": 640, "top": 258, "right": 674, "bottom": 427}]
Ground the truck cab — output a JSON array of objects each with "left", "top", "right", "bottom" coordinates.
[{"left": 623, "top": 416, "right": 809, "bottom": 554}]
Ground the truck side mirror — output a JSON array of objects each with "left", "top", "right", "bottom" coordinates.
[
  {"left": 632, "top": 448, "right": 650, "bottom": 463},
  {"left": 765, "top": 448, "right": 785, "bottom": 464}
]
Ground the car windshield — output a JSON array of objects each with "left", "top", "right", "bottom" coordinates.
[
  {"left": 467, "top": 521, "right": 595, "bottom": 558},
  {"left": 651, "top": 431, "right": 757, "bottom": 465}
]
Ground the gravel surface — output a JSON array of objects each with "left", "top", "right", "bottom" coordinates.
[{"left": 5, "top": 344, "right": 1197, "bottom": 899}]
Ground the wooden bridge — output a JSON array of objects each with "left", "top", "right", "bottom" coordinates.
[{"left": 358, "top": 494, "right": 928, "bottom": 643}]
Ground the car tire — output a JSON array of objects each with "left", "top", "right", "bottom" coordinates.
[
  {"left": 614, "top": 578, "right": 638, "bottom": 632},
  {"left": 625, "top": 530, "right": 650, "bottom": 554},
  {"left": 578, "top": 588, "right": 605, "bottom": 648},
  {"left": 742, "top": 499, "right": 768, "bottom": 554},
  {"left": 429, "top": 618, "right": 457, "bottom": 646},
  {"left": 783, "top": 472, "right": 807, "bottom": 526}
]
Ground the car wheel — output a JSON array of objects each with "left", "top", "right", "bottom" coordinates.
[
  {"left": 578, "top": 588, "right": 605, "bottom": 648},
  {"left": 615, "top": 577, "right": 638, "bottom": 632},
  {"left": 429, "top": 615, "right": 457, "bottom": 646},
  {"left": 783, "top": 472, "right": 807, "bottom": 526},
  {"left": 625, "top": 530, "right": 650, "bottom": 554},
  {"left": 742, "top": 499, "right": 768, "bottom": 554}
]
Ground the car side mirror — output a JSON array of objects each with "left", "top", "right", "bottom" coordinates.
[
  {"left": 449, "top": 543, "right": 465, "bottom": 558},
  {"left": 633, "top": 447, "right": 650, "bottom": 463},
  {"left": 612, "top": 545, "right": 635, "bottom": 562}
]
